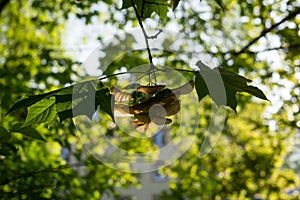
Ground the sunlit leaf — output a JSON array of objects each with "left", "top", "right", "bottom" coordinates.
[
  {"left": 24, "top": 97, "right": 57, "bottom": 126},
  {"left": 5, "top": 92, "right": 54, "bottom": 116},
  {"left": 6, "top": 80, "right": 114, "bottom": 124}
]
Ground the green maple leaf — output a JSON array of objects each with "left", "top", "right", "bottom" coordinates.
[
  {"left": 143, "top": 0, "right": 168, "bottom": 20},
  {"left": 6, "top": 80, "right": 114, "bottom": 126},
  {"left": 195, "top": 61, "right": 269, "bottom": 111},
  {"left": 54, "top": 81, "right": 114, "bottom": 121},
  {"left": 121, "top": 0, "right": 132, "bottom": 9},
  {"left": 6, "top": 92, "right": 56, "bottom": 116},
  {"left": 24, "top": 97, "right": 57, "bottom": 126}
]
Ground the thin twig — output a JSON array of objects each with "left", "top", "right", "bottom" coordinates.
[
  {"left": 235, "top": 7, "right": 300, "bottom": 55},
  {"left": 147, "top": 29, "right": 163, "bottom": 39},
  {"left": 130, "top": 0, "right": 156, "bottom": 83},
  {"left": 156, "top": 67, "right": 196, "bottom": 73},
  {"left": 98, "top": 71, "right": 146, "bottom": 81},
  {"left": 234, "top": 43, "right": 300, "bottom": 54}
]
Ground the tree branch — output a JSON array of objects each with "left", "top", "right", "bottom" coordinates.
[
  {"left": 245, "top": 43, "right": 300, "bottom": 54},
  {"left": 156, "top": 67, "right": 195, "bottom": 73},
  {"left": 235, "top": 7, "right": 300, "bottom": 55},
  {"left": 99, "top": 71, "right": 147, "bottom": 80},
  {"left": 0, "top": 0, "right": 10, "bottom": 13}
]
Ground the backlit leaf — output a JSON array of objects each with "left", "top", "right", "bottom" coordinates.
[
  {"left": 24, "top": 97, "right": 57, "bottom": 126},
  {"left": 6, "top": 80, "right": 114, "bottom": 125}
]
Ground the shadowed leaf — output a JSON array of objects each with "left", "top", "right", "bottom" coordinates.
[
  {"left": 195, "top": 61, "right": 268, "bottom": 111},
  {"left": 11, "top": 123, "right": 46, "bottom": 142},
  {"left": 173, "top": 0, "right": 180, "bottom": 10},
  {"left": 6, "top": 92, "right": 54, "bottom": 116}
]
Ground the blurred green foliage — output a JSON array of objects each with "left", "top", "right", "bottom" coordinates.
[{"left": 0, "top": 0, "right": 300, "bottom": 199}]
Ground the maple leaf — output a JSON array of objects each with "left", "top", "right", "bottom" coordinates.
[{"left": 195, "top": 61, "right": 269, "bottom": 111}]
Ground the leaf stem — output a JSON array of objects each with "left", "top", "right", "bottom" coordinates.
[
  {"left": 98, "top": 71, "right": 146, "bottom": 81},
  {"left": 155, "top": 67, "right": 196, "bottom": 74}
]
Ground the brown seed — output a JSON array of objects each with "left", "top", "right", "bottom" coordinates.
[
  {"left": 152, "top": 116, "right": 172, "bottom": 125},
  {"left": 137, "top": 85, "right": 165, "bottom": 95},
  {"left": 164, "top": 100, "right": 181, "bottom": 116},
  {"left": 134, "top": 113, "right": 152, "bottom": 123},
  {"left": 172, "top": 80, "right": 194, "bottom": 95}
]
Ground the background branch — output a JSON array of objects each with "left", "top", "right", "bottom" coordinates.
[
  {"left": 235, "top": 7, "right": 300, "bottom": 55},
  {"left": 245, "top": 43, "right": 300, "bottom": 54}
]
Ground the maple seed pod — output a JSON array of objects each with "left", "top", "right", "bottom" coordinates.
[
  {"left": 152, "top": 116, "right": 172, "bottom": 125},
  {"left": 164, "top": 100, "right": 181, "bottom": 116},
  {"left": 137, "top": 85, "right": 165, "bottom": 95},
  {"left": 114, "top": 104, "right": 132, "bottom": 116},
  {"left": 172, "top": 80, "right": 194, "bottom": 95},
  {"left": 131, "top": 102, "right": 152, "bottom": 114},
  {"left": 130, "top": 121, "right": 149, "bottom": 133},
  {"left": 111, "top": 87, "right": 132, "bottom": 102},
  {"left": 134, "top": 113, "right": 152, "bottom": 124},
  {"left": 157, "top": 93, "right": 178, "bottom": 105},
  {"left": 131, "top": 118, "right": 145, "bottom": 125},
  {"left": 155, "top": 88, "right": 173, "bottom": 99},
  {"left": 113, "top": 81, "right": 195, "bottom": 132},
  {"left": 148, "top": 104, "right": 171, "bottom": 125},
  {"left": 133, "top": 113, "right": 172, "bottom": 125}
]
